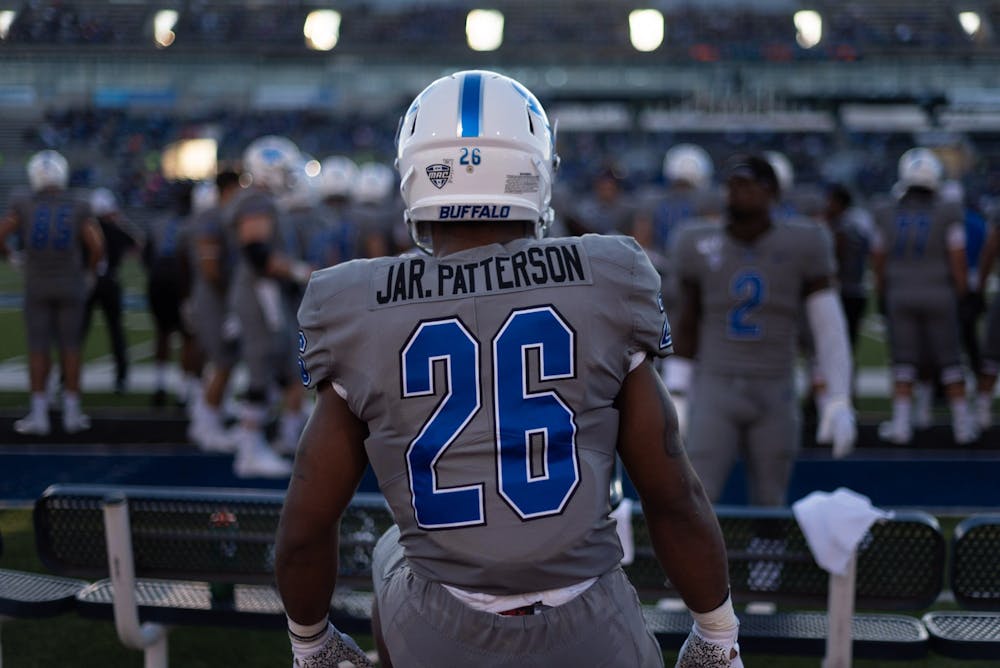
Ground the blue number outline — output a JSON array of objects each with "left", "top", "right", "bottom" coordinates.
[
  {"left": 492, "top": 306, "right": 580, "bottom": 520},
  {"left": 402, "top": 318, "right": 484, "bottom": 530}
]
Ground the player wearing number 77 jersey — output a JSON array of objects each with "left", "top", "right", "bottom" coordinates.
[
  {"left": 276, "top": 70, "right": 742, "bottom": 667},
  {"left": 665, "top": 153, "right": 855, "bottom": 509}
]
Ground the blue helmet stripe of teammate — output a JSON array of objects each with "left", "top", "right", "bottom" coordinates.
[{"left": 459, "top": 72, "right": 483, "bottom": 138}]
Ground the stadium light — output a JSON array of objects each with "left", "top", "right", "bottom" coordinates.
[
  {"left": 305, "top": 159, "right": 321, "bottom": 178},
  {"left": 466, "top": 9, "right": 504, "bottom": 51},
  {"left": 794, "top": 10, "right": 822, "bottom": 49},
  {"left": 304, "top": 9, "right": 340, "bottom": 51},
  {"left": 959, "top": 11, "right": 982, "bottom": 37},
  {"left": 153, "top": 9, "right": 177, "bottom": 48},
  {"left": 0, "top": 10, "right": 16, "bottom": 41},
  {"left": 629, "top": 9, "right": 664, "bottom": 52}
]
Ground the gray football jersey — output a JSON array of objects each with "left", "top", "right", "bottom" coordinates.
[
  {"left": 298, "top": 234, "right": 671, "bottom": 594},
  {"left": 874, "top": 193, "right": 963, "bottom": 304},
  {"left": 10, "top": 190, "right": 91, "bottom": 297},
  {"left": 674, "top": 219, "right": 835, "bottom": 376}
]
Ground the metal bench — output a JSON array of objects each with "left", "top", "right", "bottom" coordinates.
[
  {"left": 922, "top": 515, "right": 1000, "bottom": 660},
  {"left": 0, "top": 528, "right": 89, "bottom": 668},
  {"left": 624, "top": 505, "right": 943, "bottom": 659},
  {"left": 33, "top": 484, "right": 393, "bottom": 668}
]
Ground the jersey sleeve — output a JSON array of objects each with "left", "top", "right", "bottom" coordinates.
[
  {"left": 630, "top": 243, "right": 674, "bottom": 359},
  {"left": 296, "top": 266, "right": 340, "bottom": 389}
]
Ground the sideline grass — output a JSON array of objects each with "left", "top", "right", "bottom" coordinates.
[{"left": 2, "top": 510, "right": 996, "bottom": 668}]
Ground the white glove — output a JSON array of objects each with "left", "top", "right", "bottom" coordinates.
[
  {"left": 676, "top": 628, "right": 744, "bottom": 668},
  {"left": 290, "top": 621, "right": 374, "bottom": 668},
  {"left": 817, "top": 396, "right": 856, "bottom": 459}
]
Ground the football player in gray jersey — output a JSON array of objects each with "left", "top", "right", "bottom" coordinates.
[
  {"left": 975, "top": 214, "right": 1000, "bottom": 430},
  {"left": 0, "top": 150, "right": 104, "bottom": 435},
  {"left": 871, "top": 148, "right": 977, "bottom": 445},
  {"left": 187, "top": 170, "right": 243, "bottom": 452},
  {"left": 276, "top": 71, "right": 742, "bottom": 668},
  {"left": 664, "top": 154, "right": 856, "bottom": 508},
  {"left": 225, "top": 136, "right": 315, "bottom": 479}
]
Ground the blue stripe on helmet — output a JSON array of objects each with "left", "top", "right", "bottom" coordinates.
[{"left": 459, "top": 72, "right": 483, "bottom": 138}]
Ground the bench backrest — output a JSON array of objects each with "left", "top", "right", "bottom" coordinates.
[
  {"left": 33, "top": 484, "right": 394, "bottom": 586},
  {"left": 625, "top": 505, "right": 944, "bottom": 610},
  {"left": 950, "top": 515, "right": 1000, "bottom": 611}
]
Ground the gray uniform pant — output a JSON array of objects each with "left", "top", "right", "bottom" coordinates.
[
  {"left": 685, "top": 370, "right": 799, "bottom": 507},
  {"left": 372, "top": 526, "right": 663, "bottom": 668}
]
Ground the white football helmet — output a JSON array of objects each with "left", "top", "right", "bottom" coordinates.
[
  {"left": 353, "top": 162, "right": 395, "bottom": 205},
  {"left": 396, "top": 69, "right": 559, "bottom": 252},
  {"left": 90, "top": 187, "right": 118, "bottom": 217},
  {"left": 242, "top": 136, "right": 301, "bottom": 192},
  {"left": 319, "top": 156, "right": 359, "bottom": 200},
  {"left": 27, "top": 150, "right": 69, "bottom": 192},
  {"left": 663, "top": 144, "right": 713, "bottom": 190},
  {"left": 191, "top": 181, "right": 219, "bottom": 214},
  {"left": 764, "top": 151, "right": 794, "bottom": 196},
  {"left": 898, "top": 147, "right": 943, "bottom": 191}
]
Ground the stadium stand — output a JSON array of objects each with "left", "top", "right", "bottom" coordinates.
[
  {"left": 922, "top": 515, "right": 1000, "bottom": 659},
  {"left": 0, "top": 528, "right": 88, "bottom": 665}
]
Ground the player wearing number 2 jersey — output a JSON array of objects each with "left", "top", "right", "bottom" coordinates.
[
  {"left": 664, "top": 154, "right": 855, "bottom": 508},
  {"left": 0, "top": 150, "right": 103, "bottom": 436},
  {"left": 276, "top": 71, "right": 742, "bottom": 668}
]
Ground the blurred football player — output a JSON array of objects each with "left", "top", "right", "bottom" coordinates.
[
  {"left": 976, "top": 215, "right": 1000, "bottom": 430},
  {"left": 82, "top": 187, "right": 142, "bottom": 394},
  {"left": 276, "top": 70, "right": 741, "bottom": 668},
  {"left": 187, "top": 170, "right": 243, "bottom": 452},
  {"left": 349, "top": 161, "right": 400, "bottom": 258},
  {"left": 665, "top": 154, "right": 856, "bottom": 507},
  {"left": 633, "top": 143, "right": 720, "bottom": 324},
  {"left": 226, "top": 135, "right": 313, "bottom": 478},
  {"left": 144, "top": 181, "right": 202, "bottom": 408},
  {"left": 0, "top": 150, "right": 104, "bottom": 434},
  {"left": 871, "top": 148, "right": 977, "bottom": 444},
  {"left": 311, "top": 155, "right": 361, "bottom": 266}
]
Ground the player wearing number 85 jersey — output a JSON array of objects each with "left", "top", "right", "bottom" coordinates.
[
  {"left": 276, "top": 71, "right": 741, "bottom": 668},
  {"left": 666, "top": 154, "right": 855, "bottom": 508},
  {"left": 0, "top": 150, "right": 104, "bottom": 436}
]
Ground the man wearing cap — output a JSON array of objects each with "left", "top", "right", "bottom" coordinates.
[{"left": 662, "top": 154, "right": 856, "bottom": 508}]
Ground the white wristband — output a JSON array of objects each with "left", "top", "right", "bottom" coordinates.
[
  {"left": 692, "top": 593, "right": 739, "bottom": 644},
  {"left": 287, "top": 615, "right": 328, "bottom": 641}
]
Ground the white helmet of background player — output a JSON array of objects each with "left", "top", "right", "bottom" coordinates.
[
  {"left": 90, "top": 187, "right": 119, "bottom": 217},
  {"left": 395, "top": 69, "right": 559, "bottom": 252},
  {"left": 319, "top": 155, "right": 359, "bottom": 200},
  {"left": 663, "top": 143, "right": 713, "bottom": 190},
  {"left": 898, "top": 147, "right": 943, "bottom": 192},
  {"left": 353, "top": 162, "right": 395, "bottom": 205},
  {"left": 27, "top": 150, "right": 69, "bottom": 192},
  {"left": 764, "top": 151, "right": 794, "bottom": 196},
  {"left": 242, "top": 135, "right": 301, "bottom": 192}
]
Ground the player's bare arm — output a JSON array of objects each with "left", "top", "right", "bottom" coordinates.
[
  {"left": 82, "top": 217, "right": 106, "bottom": 272},
  {"left": 616, "top": 358, "right": 729, "bottom": 613},
  {"left": 275, "top": 381, "right": 369, "bottom": 626}
]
